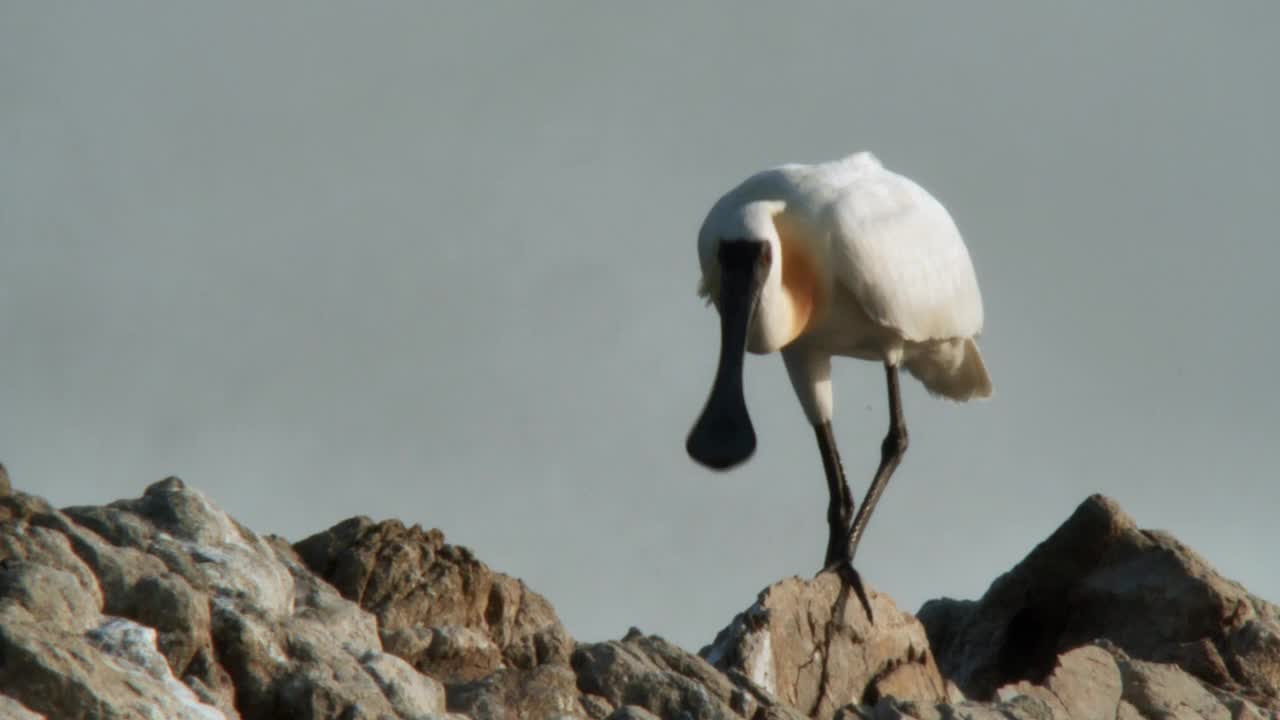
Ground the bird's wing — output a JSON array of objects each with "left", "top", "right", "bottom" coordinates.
[{"left": 824, "top": 169, "right": 984, "bottom": 342}]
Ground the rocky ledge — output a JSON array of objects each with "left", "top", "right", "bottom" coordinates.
[{"left": 0, "top": 465, "right": 1276, "bottom": 719}]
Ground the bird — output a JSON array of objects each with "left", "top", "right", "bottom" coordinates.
[{"left": 686, "top": 151, "right": 991, "bottom": 620}]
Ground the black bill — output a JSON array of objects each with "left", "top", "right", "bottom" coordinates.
[{"left": 686, "top": 240, "right": 769, "bottom": 470}]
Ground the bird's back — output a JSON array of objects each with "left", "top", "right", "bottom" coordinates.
[{"left": 785, "top": 153, "right": 985, "bottom": 344}]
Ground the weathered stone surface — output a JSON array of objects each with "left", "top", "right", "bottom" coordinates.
[
  {"left": 0, "top": 693, "right": 44, "bottom": 720},
  {"left": 3, "top": 474, "right": 1277, "bottom": 720},
  {"left": 702, "top": 573, "right": 950, "bottom": 719},
  {"left": 295, "top": 515, "right": 573, "bottom": 681},
  {"left": 381, "top": 624, "right": 505, "bottom": 683},
  {"left": 0, "top": 479, "right": 452, "bottom": 720},
  {"left": 447, "top": 663, "right": 584, "bottom": 719},
  {"left": 995, "top": 644, "right": 1121, "bottom": 719},
  {"left": 580, "top": 692, "right": 616, "bottom": 719},
  {"left": 918, "top": 494, "right": 1280, "bottom": 710},
  {"left": 606, "top": 705, "right": 662, "bottom": 720},
  {"left": 0, "top": 609, "right": 225, "bottom": 720},
  {"left": 574, "top": 629, "right": 742, "bottom": 719}
]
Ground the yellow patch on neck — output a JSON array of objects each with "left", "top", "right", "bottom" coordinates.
[{"left": 777, "top": 219, "right": 821, "bottom": 344}]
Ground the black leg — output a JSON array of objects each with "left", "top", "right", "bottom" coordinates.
[
  {"left": 816, "top": 422, "right": 873, "bottom": 624},
  {"left": 845, "top": 362, "right": 909, "bottom": 565},
  {"left": 814, "top": 422, "right": 854, "bottom": 568}
]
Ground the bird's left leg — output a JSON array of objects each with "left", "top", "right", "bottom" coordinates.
[
  {"left": 845, "top": 363, "right": 909, "bottom": 568},
  {"left": 821, "top": 362, "right": 908, "bottom": 623}
]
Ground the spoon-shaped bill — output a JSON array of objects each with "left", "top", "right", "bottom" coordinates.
[{"left": 687, "top": 242, "right": 767, "bottom": 470}]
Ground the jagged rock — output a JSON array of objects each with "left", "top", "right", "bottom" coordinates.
[
  {"left": 381, "top": 625, "right": 505, "bottom": 683},
  {"left": 580, "top": 693, "right": 616, "bottom": 719},
  {"left": 606, "top": 706, "right": 662, "bottom": 720},
  {"left": 573, "top": 629, "right": 741, "bottom": 720},
  {"left": 917, "top": 494, "right": 1280, "bottom": 711},
  {"left": 573, "top": 628, "right": 810, "bottom": 720},
  {"left": 0, "top": 694, "right": 43, "bottom": 720},
  {"left": 3, "top": 474, "right": 1277, "bottom": 720},
  {"left": 702, "top": 573, "right": 952, "bottom": 719},
  {"left": 0, "top": 479, "right": 452, "bottom": 720},
  {"left": 294, "top": 515, "right": 573, "bottom": 683},
  {"left": 447, "top": 663, "right": 584, "bottom": 719},
  {"left": 994, "top": 644, "right": 1121, "bottom": 719},
  {"left": 0, "top": 608, "right": 225, "bottom": 720}
]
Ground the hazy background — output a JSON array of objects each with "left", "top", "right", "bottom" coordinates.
[{"left": 3, "top": 3, "right": 1277, "bottom": 650}]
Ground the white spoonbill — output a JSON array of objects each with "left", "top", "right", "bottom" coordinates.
[{"left": 686, "top": 151, "right": 992, "bottom": 620}]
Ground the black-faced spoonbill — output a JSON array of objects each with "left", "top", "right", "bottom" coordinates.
[{"left": 687, "top": 152, "right": 992, "bottom": 621}]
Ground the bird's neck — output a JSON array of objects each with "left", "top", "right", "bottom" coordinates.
[{"left": 749, "top": 212, "right": 819, "bottom": 352}]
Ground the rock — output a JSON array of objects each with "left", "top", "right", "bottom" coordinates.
[
  {"left": 0, "top": 479, "right": 453, "bottom": 720},
  {"left": 918, "top": 494, "right": 1280, "bottom": 709},
  {"left": 0, "top": 694, "right": 44, "bottom": 720},
  {"left": 3, "top": 474, "right": 1278, "bottom": 720},
  {"left": 573, "top": 628, "right": 807, "bottom": 720},
  {"left": 573, "top": 629, "right": 738, "bottom": 719},
  {"left": 358, "top": 649, "right": 450, "bottom": 719},
  {"left": 381, "top": 624, "right": 504, "bottom": 683},
  {"left": 0, "top": 609, "right": 226, "bottom": 720},
  {"left": 580, "top": 693, "right": 616, "bottom": 719},
  {"left": 294, "top": 516, "right": 573, "bottom": 679},
  {"left": 0, "top": 561, "right": 103, "bottom": 632},
  {"left": 996, "top": 644, "right": 1122, "bottom": 718},
  {"left": 447, "top": 663, "right": 584, "bottom": 719},
  {"left": 0, "top": 463, "right": 10, "bottom": 497},
  {"left": 606, "top": 706, "right": 662, "bottom": 720},
  {"left": 702, "top": 573, "right": 950, "bottom": 719}
]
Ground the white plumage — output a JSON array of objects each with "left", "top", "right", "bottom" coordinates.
[
  {"left": 687, "top": 151, "right": 992, "bottom": 620},
  {"left": 696, "top": 151, "right": 991, "bottom": 424}
]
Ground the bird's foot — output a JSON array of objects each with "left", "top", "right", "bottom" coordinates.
[{"left": 821, "top": 559, "right": 875, "bottom": 625}]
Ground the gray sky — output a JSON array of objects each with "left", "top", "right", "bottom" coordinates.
[{"left": 3, "top": 3, "right": 1277, "bottom": 650}]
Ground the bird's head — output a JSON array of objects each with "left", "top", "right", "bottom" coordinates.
[{"left": 687, "top": 195, "right": 791, "bottom": 471}]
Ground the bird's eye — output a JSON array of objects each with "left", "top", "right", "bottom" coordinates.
[{"left": 759, "top": 244, "right": 772, "bottom": 266}]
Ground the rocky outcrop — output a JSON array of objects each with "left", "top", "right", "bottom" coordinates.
[
  {"left": 0, "top": 468, "right": 1275, "bottom": 720},
  {"left": 701, "top": 574, "right": 954, "bottom": 718},
  {"left": 918, "top": 494, "right": 1280, "bottom": 709},
  {"left": 293, "top": 516, "right": 573, "bottom": 683},
  {"left": 0, "top": 478, "right": 451, "bottom": 720}
]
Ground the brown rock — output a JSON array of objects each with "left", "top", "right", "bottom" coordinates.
[
  {"left": 607, "top": 706, "right": 662, "bottom": 720},
  {"left": 996, "top": 644, "right": 1122, "bottom": 719},
  {"left": 580, "top": 693, "right": 616, "bottom": 719},
  {"left": 0, "top": 694, "right": 44, "bottom": 719},
  {"left": 294, "top": 515, "right": 573, "bottom": 678},
  {"left": 0, "top": 609, "right": 225, "bottom": 720},
  {"left": 574, "top": 628, "right": 803, "bottom": 720},
  {"left": 918, "top": 494, "right": 1280, "bottom": 709},
  {"left": 381, "top": 624, "right": 504, "bottom": 683},
  {"left": 447, "top": 663, "right": 585, "bottom": 719},
  {"left": 0, "top": 478, "right": 453, "bottom": 720},
  {"left": 702, "top": 573, "right": 949, "bottom": 719}
]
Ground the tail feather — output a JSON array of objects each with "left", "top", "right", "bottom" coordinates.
[{"left": 904, "top": 337, "right": 992, "bottom": 401}]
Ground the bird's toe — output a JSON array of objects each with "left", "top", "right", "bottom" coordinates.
[{"left": 821, "top": 560, "right": 875, "bottom": 625}]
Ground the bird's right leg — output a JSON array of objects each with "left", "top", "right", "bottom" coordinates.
[
  {"left": 814, "top": 422, "right": 874, "bottom": 623},
  {"left": 781, "top": 349, "right": 875, "bottom": 616}
]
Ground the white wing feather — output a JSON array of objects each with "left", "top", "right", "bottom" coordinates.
[{"left": 823, "top": 164, "right": 984, "bottom": 342}]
